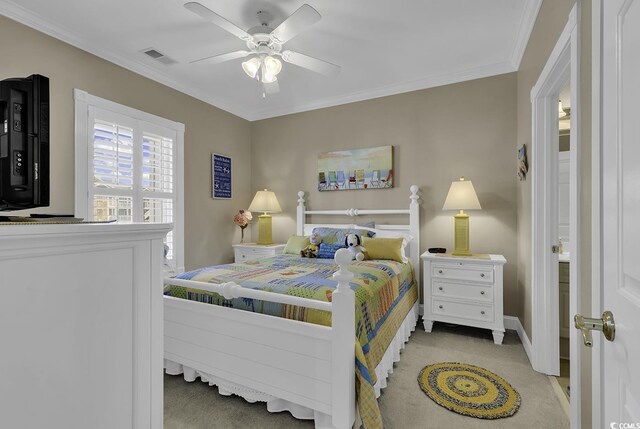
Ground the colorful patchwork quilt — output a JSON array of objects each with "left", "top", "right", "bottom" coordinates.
[{"left": 164, "top": 254, "right": 418, "bottom": 429}]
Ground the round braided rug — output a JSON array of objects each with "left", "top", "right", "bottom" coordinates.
[{"left": 417, "top": 362, "right": 521, "bottom": 419}]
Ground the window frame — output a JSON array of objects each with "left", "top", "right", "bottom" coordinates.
[{"left": 74, "top": 89, "right": 185, "bottom": 275}]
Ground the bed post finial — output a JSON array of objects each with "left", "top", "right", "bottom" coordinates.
[
  {"left": 410, "top": 185, "right": 419, "bottom": 205},
  {"left": 331, "top": 247, "right": 356, "bottom": 427},
  {"left": 296, "top": 191, "right": 306, "bottom": 236},
  {"left": 333, "top": 249, "right": 354, "bottom": 290}
]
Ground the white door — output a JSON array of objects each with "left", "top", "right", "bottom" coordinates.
[{"left": 600, "top": 0, "right": 640, "bottom": 425}]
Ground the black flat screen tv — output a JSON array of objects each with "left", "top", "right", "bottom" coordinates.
[{"left": 0, "top": 74, "right": 49, "bottom": 211}]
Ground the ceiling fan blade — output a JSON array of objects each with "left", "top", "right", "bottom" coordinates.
[
  {"left": 281, "top": 50, "right": 340, "bottom": 77},
  {"left": 263, "top": 80, "right": 280, "bottom": 95},
  {"left": 270, "top": 4, "right": 321, "bottom": 44},
  {"left": 189, "top": 50, "right": 250, "bottom": 64},
  {"left": 184, "top": 2, "right": 252, "bottom": 41}
]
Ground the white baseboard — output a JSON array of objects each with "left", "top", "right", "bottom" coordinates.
[{"left": 504, "top": 316, "right": 533, "bottom": 366}]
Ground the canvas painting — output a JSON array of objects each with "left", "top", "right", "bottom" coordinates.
[{"left": 317, "top": 145, "right": 393, "bottom": 191}]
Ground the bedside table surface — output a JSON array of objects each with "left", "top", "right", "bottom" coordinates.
[
  {"left": 421, "top": 252, "right": 506, "bottom": 265},
  {"left": 232, "top": 243, "right": 285, "bottom": 249}
]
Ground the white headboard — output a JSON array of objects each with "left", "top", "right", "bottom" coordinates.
[{"left": 296, "top": 185, "right": 421, "bottom": 281}]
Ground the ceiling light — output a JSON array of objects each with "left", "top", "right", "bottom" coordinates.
[
  {"left": 558, "top": 100, "right": 567, "bottom": 118},
  {"left": 263, "top": 56, "right": 282, "bottom": 76},
  {"left": 242, "top": 57, "right": 261, "bottom": 78}
]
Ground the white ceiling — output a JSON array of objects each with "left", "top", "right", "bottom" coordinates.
[{"left": 0, "top": 0, "right": 542, "bottom": 121}]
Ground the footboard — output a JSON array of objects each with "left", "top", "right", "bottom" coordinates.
[{"left": 163, "top": 249, "right": 356, "bottom": 429}]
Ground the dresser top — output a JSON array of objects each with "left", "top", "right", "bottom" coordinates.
[{"left": 421, "top": 252, "right": 507, "bottom": 264}]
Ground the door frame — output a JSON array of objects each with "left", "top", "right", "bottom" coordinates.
[
  {"left": 530, "top": 4, "right": 581, "bottom": 427},
  {"left": 590, "top": 0, "right": 603, "bottom": 426}
]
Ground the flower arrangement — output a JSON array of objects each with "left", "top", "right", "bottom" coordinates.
[{"left": 234, "top": 209, "right": 252, "bottom": 243}]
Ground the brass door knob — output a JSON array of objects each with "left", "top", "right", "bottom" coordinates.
[{"left": 574, "top": 311, "right": 615, "bottom": 347}]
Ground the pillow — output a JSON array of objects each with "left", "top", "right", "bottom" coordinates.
[
  {"left": 283, "top": 235, "right": 310, "bottom": 255},
  {"left": 312, "top": 227, "right": 373, "bottom": 245},
  {"left": 362, "top": 237, "right": 405, "bottom": 263},
  {"left": 317, "top": 243, "right": 345, "bottom": 259},
  {"left": 354, "top": 226, "right": 413, "bottom": 262}
]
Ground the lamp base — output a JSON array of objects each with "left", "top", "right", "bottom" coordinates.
[
  {"left": 451, "top": 212, "right": 472, "bottom": 256},
  {"left": 256, "top": 214, "right": 273, "bottom": 245}
]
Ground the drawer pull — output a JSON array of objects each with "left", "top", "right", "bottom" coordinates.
[
  {"left": 438, "top": 287, "right": 443, "bottom": 291},
  {"left": 480, "top": 273, "right": 485, "bottom": 278},
  {"left": 438, "top": 270, "right": 443, "bottom": 274},
  {"left": 439, "top": 305, "right": 443, "bottom": 309},
  {"left": 480, "top": 291, "right": 485, "bottom": 295},
  {"left": 481, "top": 311, "right": 485, "bottom": 315}
]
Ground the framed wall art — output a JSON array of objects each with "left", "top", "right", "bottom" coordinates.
[
  {"left": 317, "top": 145, "right": 393, "bottom": 191},
  {"left": 212, "top": 153, "right": 232, "bottom": 199}
]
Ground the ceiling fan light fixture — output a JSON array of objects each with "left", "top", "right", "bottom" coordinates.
[
  {"left": 263, "top": 55, "right": 282, "bottom": 76},
  {"left": 242, "top": 57, "right": 261, "bottom": 78}
]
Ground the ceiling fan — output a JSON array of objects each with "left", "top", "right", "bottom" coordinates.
[{"left": 184, "top": 2, "right": 340, "bottom": 97}]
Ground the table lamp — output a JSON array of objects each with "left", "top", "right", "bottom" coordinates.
[
  {"left": 442, "top": 177, "right": 482, "bottom": 256},
  {"left": 248, "top": 189, "right": 282, "bottom": 245}
]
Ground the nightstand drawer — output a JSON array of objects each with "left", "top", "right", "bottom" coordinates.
[
  {"left": 233, "top": 244, "right": 285, "bottom": 263},
  {"left": 432, "top": 264, "right": 493, "bottom": 283},
  {"left": 432, "top": 299, "right": 494, "bottom": 323},
  {"left": 235, "top": 248, "right": 271, "bottom": 262},
  {"left": 432, "top": 280, "right": 493, "bottom": 302}
]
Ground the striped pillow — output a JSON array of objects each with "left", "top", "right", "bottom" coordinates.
[{"left": 317, "top": 243, "right": 345, "bottom": 259}]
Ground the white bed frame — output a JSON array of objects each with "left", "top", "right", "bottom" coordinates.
[{"left": 163, "top": 185, "right": 420, "bottom": 429}]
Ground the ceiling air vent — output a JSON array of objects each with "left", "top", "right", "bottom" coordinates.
[{"left": 141, "top": 48, "right": 178, "bottom": 65}]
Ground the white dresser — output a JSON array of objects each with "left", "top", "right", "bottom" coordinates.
[
  {"left": 422, "top": 252, "right": 507, "bottom": 344},
  {"left": 233, "top": 243, "right": 285, "bottom": 262},
  {"left": 0, "top": 223, "right": 171, "bottom": 429}
]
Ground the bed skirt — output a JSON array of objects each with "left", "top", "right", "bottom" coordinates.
[{"left": 164, "top": 302, "right": 418, "bottom": 428}]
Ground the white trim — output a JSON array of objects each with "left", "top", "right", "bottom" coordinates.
[
  {"left": 0, "top": 0, "right": 523, "bottom": 122},
  {"left": 590, "top": 0, "right": 603, "bottom": 426},
  {"left": 73, "top": 89, "right": 185, "bottom": 274},
  {"left": 247, "top": 62, "right": 515, "bottom": 121},
  {"left": 504, "top": 316, "right": 533, "bottom": 366},
  {"left": 0, "top": 0, "right": 254, "bottom": 121},
  {"left": 530, "top": 6, "right": 581, "bottom": 429},
  {"left": 548, "top": 375, "right": 571, "bottom": 419},
  {"left": 510, "top": 0, "right": 544, "bottom": 69}
]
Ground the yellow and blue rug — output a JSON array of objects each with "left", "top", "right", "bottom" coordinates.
[{"left": 418, "top": 362, "right": 521, "bottom": 419}]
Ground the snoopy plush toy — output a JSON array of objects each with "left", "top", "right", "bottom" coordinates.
[{"left": 345, "top": 233, "right": 366, "bottom": 261}]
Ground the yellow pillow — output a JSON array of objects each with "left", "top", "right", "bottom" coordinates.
[
  {"left": 284, "top": 235, "right": 310, "bottom": 254},
  {"left": 362, "top": 237, "right": 404, "bottom": 262}
]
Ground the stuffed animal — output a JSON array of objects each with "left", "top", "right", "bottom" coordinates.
[
  {"left": 345, "top": 233, "right": 366, "bottom": 261},
  {"left": 301, "top": 232, "right": 322, "bottom": 258}
]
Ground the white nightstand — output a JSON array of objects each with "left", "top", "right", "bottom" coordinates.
[
  {"left": 422, "top": 252, "right": 507, "bottom": 344},
  {"left": 233, "top": 243, "right": 285, "bottom": 263}
]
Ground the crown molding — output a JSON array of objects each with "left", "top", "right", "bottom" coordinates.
[
  {"left": 0, "top": 0, "right": 255, "bottom": 121},
  {"left": 247, "top": 61, "right": 516, "bottom": 121},
  {"left": 1, "top": 0, "right": 523, "bottom": 122},
  {"left": 510, "top": 0, "right": 544, "bottom": 70}
]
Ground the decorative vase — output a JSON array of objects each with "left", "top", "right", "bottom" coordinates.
[{"left": 240, "top": 226, "right": 245, "bottom": 243}]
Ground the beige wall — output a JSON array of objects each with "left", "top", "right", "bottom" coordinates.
[
  {"left": 251, "top": 74, "right": 520, "bottom": 314},
  {"left": 0, "top": 16, "right": 252, "bottom": 270},
  {"left": 516, "top": 0, "right": 592, "bottom": 425},
  {"left": 516, "top": 0, "right": 576, "bottom": 339}
]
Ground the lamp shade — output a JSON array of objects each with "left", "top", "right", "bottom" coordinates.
[
  {"left": 248, "top": 189, "right": 282, "bottom": 213},
  {"left": 442, "top": 177, "right": 481, "bottom": 211}
]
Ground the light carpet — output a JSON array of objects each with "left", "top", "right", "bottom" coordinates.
[{"left": 164, "top": 320, "right": 569, "bottom": 429}]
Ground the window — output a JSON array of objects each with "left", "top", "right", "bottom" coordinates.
[{"left": 74, "top": 89, "right": 184, "bottom": 274}]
